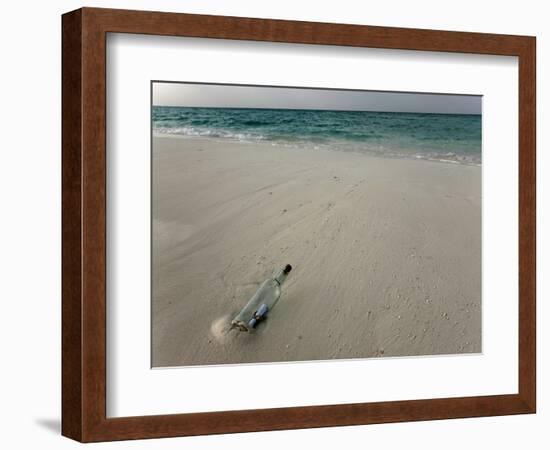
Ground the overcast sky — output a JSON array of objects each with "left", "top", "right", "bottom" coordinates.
[{"left": 153, "top": 82, "right": 481, "bottom": 115}]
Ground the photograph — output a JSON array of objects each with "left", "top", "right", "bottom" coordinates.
[{"left": 151, "top": 82, "right": 482, "bottom": 368}]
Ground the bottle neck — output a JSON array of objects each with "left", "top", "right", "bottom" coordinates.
[{"left": 274, "top": 270, "right": 288, "bottom": 286}]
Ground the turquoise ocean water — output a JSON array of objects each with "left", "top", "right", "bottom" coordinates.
[{"left": 153, "top": 107, "right": 482, "bottom": 165}]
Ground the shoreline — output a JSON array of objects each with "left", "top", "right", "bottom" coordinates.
[
  {"left": 152, "top": 136, "right": 481, "bottom": 367},
  {"left": 152, "top": 132, "right": 482, "bottom": 167}
]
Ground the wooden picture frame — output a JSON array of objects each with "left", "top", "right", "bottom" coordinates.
[{"left": 62, "top": 7, "right": 536, "bottom": 442}]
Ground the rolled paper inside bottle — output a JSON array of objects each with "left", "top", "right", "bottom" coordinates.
[{"left": 255, "top": 304, "right": 269, "bottom": 319}]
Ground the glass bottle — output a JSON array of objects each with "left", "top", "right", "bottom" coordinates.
[{"left": 231, "top": 264, "right": 292, "bottom": 332}]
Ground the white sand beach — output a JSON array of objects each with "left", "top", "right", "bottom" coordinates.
[{"left": 152, "top": 135, "right": 481, "bottom": 367}]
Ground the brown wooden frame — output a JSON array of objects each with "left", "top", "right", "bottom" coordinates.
[{"left": 62, "top": 7, "right": 536, "bottom": 442}]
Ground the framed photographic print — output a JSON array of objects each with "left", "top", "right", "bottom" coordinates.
[{"left": 62, "top": 7, "right": 536, "bottom": 442}]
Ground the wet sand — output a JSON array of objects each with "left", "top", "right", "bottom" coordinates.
[{"left": 152, "top": 135, "right": 481, "bottom": 367}]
